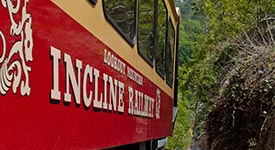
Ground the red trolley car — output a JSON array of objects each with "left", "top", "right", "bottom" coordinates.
[{"left": 0, "top": 0, "right": 180, "bottom": 149}]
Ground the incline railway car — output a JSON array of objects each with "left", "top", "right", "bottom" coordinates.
[{"left": 0, "top": 0, "right": 180, "bottom": 149}]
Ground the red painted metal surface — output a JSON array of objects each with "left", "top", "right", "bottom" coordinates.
[{"left": 0, "top": 0, "right": 173, "bottom": 149}]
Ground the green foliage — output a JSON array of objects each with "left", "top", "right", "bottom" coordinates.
[
  {"left": 194, "top": 0, "right": 275, "bottom": 45},
  {"left": 178, "top": 13, "right": 205, "bottom": 65},
  {"left": 166, "top": 93, "right": 193, "bottom": 149},
  {"left": 169, "top": 0, "right": 275, "bottom": 149},
  {"left": 167, "top": 0, "right": 216, "bottom": 149},
  {"left": 187, "top": 0, "right": 275, "bottom": 149}
]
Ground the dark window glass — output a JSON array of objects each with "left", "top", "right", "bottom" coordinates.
[
  {"left": 137, "top": 0, "right": 155, "bottom": 64},
  {"left": 103, "top": 0, "right": 136, "bottom": 45},
  {"left": 155, "top": 0, "right": 167, "bottom": 77},
  {"left": 167, "top": 19, "right": 175, "bottom": 87}
]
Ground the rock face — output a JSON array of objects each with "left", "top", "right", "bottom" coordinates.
[{"left": 201, "top": 49, "right": 275, "bottom": 150}]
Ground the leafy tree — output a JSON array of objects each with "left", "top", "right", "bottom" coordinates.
[
  {"left": 185, "top": 0, "right": 275, "bottom": 149},
  {"left": 167, "top": 0, "right": 212, "bottom": 149},
  {"left": 169, "top": 0, "right": 275, "bottom": 149}
]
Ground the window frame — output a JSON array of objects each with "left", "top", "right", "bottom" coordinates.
[
  {"left": 155, "top": 0, "right": 168, "bottom": 79},
  {"left": 102, "top": 0, "right": 177, "bottom": 88},
  {"left": 136, "top": 0, "right": 157, "bottom": 67},
  {"left": 87, "top": 0, "right": 97, "bottom": 5},
  {"left": 166, "top": 17, "right": 175, "bottom": 87},
  {"left": 102, "top": 0, "right": 137, "bottom": 46}
]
